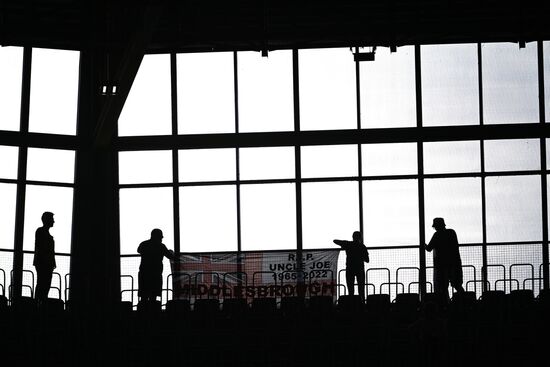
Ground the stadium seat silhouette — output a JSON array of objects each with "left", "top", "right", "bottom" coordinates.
[
  {"left": 137, "top": 299, "right": 162, "bottom": 313},
  {"left": 166, "top": 299, "right": 191, "bottom": 315},
  {"left": 308, "top": 295, "right": 334, "bottom": 314},
  {"left": 0, "top": 295, "right": 7, "bottom": 310},
  {"left": 280, "top": 296, "right": 305, "bottom": 315},
  {"left": 507, "top": 289, "right": 534, "bottom": 306},
  {"left": 366, "top": 294, "right": 390, "bottom": 313},
  {"left": 119, "top": 300, "right": 133, "bottom": 313},
  {"left": 42, "top": 298, "right": 64, "bottom": 313},
  {"left": 336, "top": 295, "right": 364, "bottom": 313},
  {"left": 193, "top": 298, "right": 220, "bottom": 314},
  {"left": 251, "top": 297, "right": 277, "bottom": 313},
  {"left": 222, "top": 298, "right": 248, "bottom": 317},
  {"left": 12, "top": 296, "right": 35, "bottom": 313},
  {"left": 394, "top": 293, "right": 419, "bottom": 309}
]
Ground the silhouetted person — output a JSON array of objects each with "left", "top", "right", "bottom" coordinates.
[
  {"left": 334, "top": 231, "right": 369, "bottom": 302},
  {"left": 425, "top": 218, "right": 464, "bottom": 303},
  {"left": 34, "top": 211, "right": 56, "bottom": 304},
  {"left": 138, "top": 229, "right": 175, "bottom": 302}
]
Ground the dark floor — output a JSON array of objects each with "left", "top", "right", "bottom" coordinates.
[{"left": 0, "top": 291, "right": 548, "bottom": 367}]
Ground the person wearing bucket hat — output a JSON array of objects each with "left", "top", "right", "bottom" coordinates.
[{"left": 425, "top": 217, "right": 464, "bottom": 303}]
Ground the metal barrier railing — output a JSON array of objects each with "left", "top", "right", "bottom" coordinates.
[
  {"left": 64, "top": 273, "right": 71, "bottom": 302},
  {"left": 510, "top": 263, "right": 535, "bottom": 292},
  {"left": 380, "top": 282, "right": 405, "bottom": 295},
  {"left": 194, "top": 272, "right": 221, "bottom": 299},
  {"left": 0, "top": 268, "right": 5, "bottom": 297},
  {"left": 120, "top": 275, "right": 135, "bottom": 304},
  {"left": 466, "top": 279, "right": 490, "bottom": 293},
  {"left": 484, "top": 264, "right": 507, "bottom": 292},
  {"left": 495, "top": 278, "right": 520, "bottom": 292},
  {"left": 365, "top": 268, "right": 391, "bottom": 296},
  {"left": 396, "top": 266, "right": 419, "bottom": 293}
]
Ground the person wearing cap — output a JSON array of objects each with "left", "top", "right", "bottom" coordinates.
[
  {"left": 425, "top": 217, "right": 464, "bottom": 302},
  {"left": 137, "top": 228, "right": 175, "bottom": 302},
  {"left": 333, "top": 231, "right": 370, "bottom": 302}
]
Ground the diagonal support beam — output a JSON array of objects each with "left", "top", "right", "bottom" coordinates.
[{"left": 93, "top": 2, "right": 164, "bottom": 147}]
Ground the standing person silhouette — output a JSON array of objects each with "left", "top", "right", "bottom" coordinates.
[
  {"left": 425, "top": 217, "right": 465, "bottom": 303},
  {"left": 333, "top": 231, "right": 370, "bottom": 302},
  {"left": 137, "top": 229, "right": 175, "bottom": 302},
  {"left": 34, "top": 211, "right": 56, "bottom": 305}
]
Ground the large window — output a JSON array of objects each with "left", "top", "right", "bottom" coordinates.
[
  {"left": 29, "top": 48, "right": 80, "bottom": 135},
  {"left": 0, "top": 47, "right": 23, "bottom": 132},
  {"left": 116, "top": 41, "right": 549, "bottom": 303}
]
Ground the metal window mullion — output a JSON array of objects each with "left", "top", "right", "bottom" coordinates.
[
  {"left": 355, "top": 47, "right": 364, "bottom": 238},
  {"left": 171, "top": 53, "right": 181, "bottom": 256},
  {"left": 12, "top": 47, "right": 32, "bottom": 301},
  {"left": 538, "top": 40, "right": 549, "bottom": 290},
  {"left": 415, "top": 45, "right": 427, "bottom": 299},
  {"left": 479, "top": 42, "right": 489, "bottom": 293},
  {"left": 234, "top": 52, "right": 242, "bottom": 255},
  {"left": 293, "top": 49, "right": 303, "bottom": 274}
]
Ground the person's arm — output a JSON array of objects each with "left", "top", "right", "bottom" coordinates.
[
  {"left": 362, "top": 245, "right": 370, "bottom": 263},
  {"left": 163, "top": 245, "right": 175, "bottom": 260},
  {"left": 425, "top": 235, "right": 435, "bottom": 252},
  {"left": 137, "top": 242, "right": 143, "bottom": 255}
]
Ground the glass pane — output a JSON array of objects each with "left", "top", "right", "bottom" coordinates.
[
  {"left": 23, "top": 185, "right": 73, "bottom": 254},
  {"left": 299, "top": 48, "right": 357, "bottom": 131},
  {"left": 0, "top": 146, "right": 18, "bottom": 179},
  {"left": 118, "top": 54, "right": 172, "bottom": 136},
  {"left": 487, "top": 244, "right": 542, "bottom": 296},
  {"left": 180, "top": 186, "right": 237, "bottom": 252},
  {"left": 424, "top": 178, "right": 482, "bottom": 244},
  {"left": 0, "top": 47, "right": 23, "bottom": 132},
  {"left": 238, "top": 51, "right": 294, "bottom": 132},
  {"left": 177, "top": 52, "right": 235, "bottom": 134},
  {"left": 239, "top": 147, "right": 294, "bottom": 180},
  {"left": 240, "top": 183, "right": 296, "bottom": 250},
  {"left": 119, "top": 187, "right": 174, "bottom": 255},
  {"left": 364, "top": 248, "right": 419, "bottom": 300},
  {"left": 179, "top": 149, "right": 236, "bottom": 182},
  {"left": 486, "top": 175, "right": 542, "bottom": 242},
  {"left": 545, "top": 42, "right": 550, "bottom": 122},
  {"left": 482, "top": 42, "right": 538, "bottom": 124},
  {"left": 27, "top": 148, "right": 75, "bottom": 183},
  {"left": 0, "top": 183, "right": 17, "bottom": 249},
  {"left": 423, "top": 141, "right": 481, "bottom": 174},
  {"left": 363, "top": 180, "right": 419, "bottom": 246},
  {"left": 484, "top": 139, "right": 540, "bottom": 172},
  {"left": 421, "top": 44, "right": 479, "bottom": 126},
  {"left": 29, "top": 48, "right": 80, "bottom": 135},
  {"left": 301, "top": 145, "right": 358, "bottom": 178},
  {"left": 118, "top": 150, "right": 172, "bottom": 184},
  {"left": 426, "top": 246, "right": 483, "bottom": 299},
  {"left": 361, "top": 46, "right": 416, "bottom": 128},
  {"left": 362, "top": 143, "right": 417, "bottom": 176},
  {"left": 302, "top": 182, "right": 359, "bottom": 249}
]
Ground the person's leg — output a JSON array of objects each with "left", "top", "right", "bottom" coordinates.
[
  {"left": 450, "top": 264, "right": 465, "bottom": 293},
  {"left": 433, "top": 266, "right": 450, "bottom": 304},
  {"left": 356, "top": 269, "right": 366, "bottom": 302},
  {"left": 35, "top": 267, "right": 52, "bottom": 302},
  {"left": 346, "top": 271, "right": 356, "bottom": 296}
]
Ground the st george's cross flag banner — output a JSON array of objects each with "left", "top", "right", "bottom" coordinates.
[{"left": 170, "top": 250, "right": 340, "bottom": 300}]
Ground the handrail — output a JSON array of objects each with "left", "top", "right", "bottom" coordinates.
[
  {"left": 366, "top": 268, "right": 391, "bottom": 297},
  {"left": 380, "top": 282, "right": 405, "bottom": 296},
  {"left": 193, "top": 272, "right": 221, "bottom": 299},
  {"left": 495, "top": 278, "right": 520, "bottom": 292},
  {"left": 0, "top": 268, "right": 5, "bottom": 297},
  {"left": 510, "top": 263, "right": 535, "bottom": 292},
  {"left": 395, "top": 266, "right": 419, "bottom": 292},
  {"left": 366, "top": 283, "right": 376, "bottom": 295},
  {"left": 64, "top": 273, "right": 71, "bottom": 302},
  {"left": 52, "top": 272, "right": 62, "bottom": 299},
  {"left": 170, "top": 272, "right": 191, "bottom": 300},
  {"left": 523, "top": 277, "right": 543, "bottom": 291},
  {"left": 483, "top": 264, "right": 506, "bottom": 292},
  {"left": 120, "top": 275, "right": 135, "bottom": 304},
  {"left": 408, "top": 281, "right": 433, "bottom": 293},
  {"left": 120, "top": 289, "right": 139, "bottom": 307},
  {"left": 466, "top": 279, "right": 490, "bottom": 294}
]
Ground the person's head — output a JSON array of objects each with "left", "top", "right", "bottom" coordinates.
[
  {"left": 151, "top": 228, "right": 163, "bottom": 242},
  {"left": 41, "top": 211, "right": 54, "bottom": 228},
  {"left": 352, "top": 231, "right": 362, "bottom": 243},
  {"left": 432, "top": 217, "right": 446, "bottom": 231}
]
